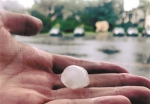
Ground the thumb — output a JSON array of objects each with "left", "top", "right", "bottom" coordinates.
[{"left": 0, "top": 10, "right": 42, "bottom": 36}]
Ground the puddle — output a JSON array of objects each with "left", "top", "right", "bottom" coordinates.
[
  {"left": 136, "top": 53, "right": 150, "bottom": 64},
  {"left": 98, "top": 46, "right": 120, "bottom": 54},
  {"left": 100, "top": 49, "right": 120, "bottom": 54},
  {"left": 60, "top": 53, "right": 87, "bottom": 57},
  {"left": 147, "top": 57, "right": 150, "bottom": 64}
]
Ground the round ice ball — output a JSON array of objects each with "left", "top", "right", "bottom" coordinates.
[{"left": 61, "top": 65, "right": 89, "bottom": 89}]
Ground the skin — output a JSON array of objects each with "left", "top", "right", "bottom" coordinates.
[{"left": 0, "top": 10, "right": 150, "bottom": 104}]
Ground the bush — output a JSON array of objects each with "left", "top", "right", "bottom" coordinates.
[
  {"left": 60, "top": 18, "right": 80, "bottom": 33},
  {"left": 138, "top": 27, "right": 144, "bottom": 33},
  {"left": 84, "top": 25, "right": 94, "bottom": 32}
]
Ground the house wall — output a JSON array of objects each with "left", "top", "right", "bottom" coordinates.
[{"left": 145, "top": 9, "right": 150, "bottom": 28}]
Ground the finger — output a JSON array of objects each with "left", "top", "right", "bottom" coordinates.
[
  {"left": 0, "top": 10, "right": 42, "bottom": 35},
  {"left": 50, "top": 86, "right": 150, "bottom": 104},
  {"left": 52, "top": 54, "right": 128, "bottom": 74},
  {"left": 46, "top": 96, "right": 131, "bottom": 104},
  {"left": 53, "top": 73, "right": 150, "bottom": 89}
]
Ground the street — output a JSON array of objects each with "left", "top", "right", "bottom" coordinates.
[{"left": 14, "top": 35, "right": 150, "bottom": 79}]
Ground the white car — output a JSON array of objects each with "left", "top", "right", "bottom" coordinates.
[
  {"left": 74, "top": 27, "right": 85, "bottom": 37},
  {"left": 49, "top": 28, "right": 62, "bottom": 37},
  {"left": 113, "top": 27, "right": 125, "bottom": 36},
  {"left": 142, "top": 28, "right": 150, "bottom": 37},
  {"left": 127, "top": 27, "right": 138, "bottom": 36}
]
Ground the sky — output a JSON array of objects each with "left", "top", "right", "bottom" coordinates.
[
  {"left": 2, "top": 0, "right": 34, "bottom": 8},
  {"left": 7, "top": 0, "right": 140, "bottom": 10},
  {"left": 17, "top": 0, "right": 34, "bottom": 8},
  {"left": 124, "top": 0, "right": 139, "bottom": 11}
]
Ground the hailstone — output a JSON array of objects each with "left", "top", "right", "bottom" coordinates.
[{"left": 61, "top": 65, "right": 89, "bottom": 89}]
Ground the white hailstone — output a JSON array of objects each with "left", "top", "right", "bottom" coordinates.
[{"left": 61, "top": 65, "right": 89, "bottom": 89}]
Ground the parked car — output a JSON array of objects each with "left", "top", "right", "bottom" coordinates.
[
  {"left": 113, "top": 27, "right": 125, "bottom": 37},
  {"left": 142, "top": 28, "right": 150, "bottom": 37},
  {"left": 127, "top": 27, "right": 138, "bottom": 37},
  {"left": 49, "top": 28, "right": 62, "bottom": 37},
  {"left": 74, "top": 27, "right": 85, "bottom": 37}
]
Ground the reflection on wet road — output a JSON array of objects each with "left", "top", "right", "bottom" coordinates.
[{"left": 15, "top": 35, "right": 150, "bottom": 79}]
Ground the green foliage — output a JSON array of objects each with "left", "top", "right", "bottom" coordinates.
[
  {"left": 84, "top": 25, "right": 94, "bottom": 32},
  {"left": 80, "top": 1, "right": 118, "bottom": 31},
  {"left": 31, "top": 10, "right": 52, "bottom": 33},
  {"left": 53, "top": 23, "right": 61, "bottom": 28},
  {"left": 138, "top": 27, "right": 144, "bottom": 33},
  {"left": 29, "top": 0, "right": 121, "bottom": 33},
  {"left": 60, "top": 17, "right": 80, "bottom": 32},
  {"left": 120, "top": 22, "right": 134, "bottom": 31}
]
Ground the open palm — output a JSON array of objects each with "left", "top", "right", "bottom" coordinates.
[{"left": 0, "top": 10, "right": 150, "bottom": 104}]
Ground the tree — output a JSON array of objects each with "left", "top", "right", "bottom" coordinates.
[
  {"left": 80, "top": 1, "right": 119, "bottom": 31},
  {"left": 29, "top": 0, "right": 120, "bottom": 32}
]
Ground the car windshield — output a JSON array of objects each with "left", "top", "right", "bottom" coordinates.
[
  {"left": 128, "top": 28, "right": 138, "bottom": 32},
  {"left": 114, "top": 27, "right": 124, "bottom": 33},
  {"left": 74, "top": 28, "right": 83, "bottom": 31},
  {"left": 50, "top": 28, "right": 60, "bottom": 33},
  {"left": 3, "top": 0, "right": 150, "bottom": 80}
]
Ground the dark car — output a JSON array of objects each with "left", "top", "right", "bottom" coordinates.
[
  {"left": 49, "top": 28, "right": 62, "bottom": 37},
  {"left": 127, "top": 27, "right": 138, "bottom": 37},
  {"left": 74, "top": 27, "right": 85, "bottom": 37},
  {"left": 113, "top": 27, "right": 125, "bottom": 37},
  {"left": 142, "top": 28, "right": 150, "bottom": 37}
]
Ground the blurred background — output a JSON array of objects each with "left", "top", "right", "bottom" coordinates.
[{"left": 0, "top": 0, "right": 150, "bottom": 79}]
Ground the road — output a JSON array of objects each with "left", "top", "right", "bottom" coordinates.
[{"left": 14, "top": 35, "right": 150, "bottom": 79}]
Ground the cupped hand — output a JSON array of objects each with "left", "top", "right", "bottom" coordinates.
[{"left": 0, "top": 10, "right": 150, "bottom": 104}]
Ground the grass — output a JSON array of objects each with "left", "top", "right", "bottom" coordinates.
[{"left": 39, "top": 32, "right": 49, "bottom": 36}]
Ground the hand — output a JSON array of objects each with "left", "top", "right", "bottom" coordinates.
[{"left": 0, "top": 10, "right": 150, "bottom": 104}]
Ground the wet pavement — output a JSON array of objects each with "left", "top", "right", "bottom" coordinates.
[{"left": 14, "top": 35, "right": 150, "bottom": 79}]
